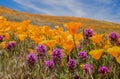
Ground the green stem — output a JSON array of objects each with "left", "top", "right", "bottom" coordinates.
[{"left": 72, "top": 34, "right": 78, "bottom": 54}]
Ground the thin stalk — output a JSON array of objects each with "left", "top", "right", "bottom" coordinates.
[
  {"left": 88, "top": 68, "right": 94, "bottom": 79},
  {"left": 72, "top": 34, "right": 78, "bottom": 54}
]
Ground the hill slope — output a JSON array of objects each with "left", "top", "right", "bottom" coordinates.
[{"left": 0, "top": 6, "right": 120, "bottom": 33}]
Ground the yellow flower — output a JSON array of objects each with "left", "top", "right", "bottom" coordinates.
[
  {"left": 62, "top": 40, "right": 74, "bottom": 55},
  {"left": 4, "top": 27, "right": 11, "bottom": 32},
  {"left": 80, "top": 64, "right": 84, "bottom": 69},
  {"left": 32, "top": 38, "right": 41, "bottom": 44},
  {"left": 64, "top": 22, "right": 82, "bottom": 35},
  {"left": 103, "top": 45, "right": 110, "bottom": 49},
  {"left": 89, "top": 49, "right": 104, "bottom": 60},
  {"left": 40, "top": 40, "right": 56, "bottom": 52},
  {"left": 53, "top": 35, "right": 62, "bottom": 46},
  {"left": 107, "top": 46, "right": 120, "bottom": 58},
  {"left": 102, "top": 40, "right": 111, "bottom": 49},
  {"left": 27, "top": 49, "right": 36, "bottom": 54},
  {"left": 18, "top": 34, "right": 27, "bottom": 41},
  {"left": 90, "top": 34, "right": 103, "bottom": 44},
  {"left": 1, "top": 41, "right": 6, "bottom": 48},
  {"left": 107, "top": 45, "right": 120, "bottom": 64},
  {"left": 67, "top": 34, "right": 73, "bottom": 41},
  {"left": 41, "top": 26, "right": 50, "bottom": 35},
  {"left": 76, "top": 33, "right": 83, "bottom": 40}
]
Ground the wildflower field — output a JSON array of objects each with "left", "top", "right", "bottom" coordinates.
[{"left": 0, "top": 16, "right": 120, "bottom": 79}]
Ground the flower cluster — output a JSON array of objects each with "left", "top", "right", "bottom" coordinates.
[
  {"left": 26, "top": 53, "right": 37, "bottom": 66},
  {"left": 83, "top": 64, "right": 93, "bottom": 73},
  {"left": 6, "top": 41, "right": 16, "bottom": 50},
  {"left": 84, "top": 28, "right": 94, "bottom": 39},
  {"left": 52, "top": 48, "right": 63, "bottom": 64},
  {"left": 68, "top": 59, "right": 76, "bottom": 72},
  {"left": 36, "top": 44, "right": 47, "bottom": 59},
  {"left": 44, "top": 60, "right": 54, "bottom": 70},
  {"left": 109, "top": 32, "right": 118, "bottom": 42},
  {"left": 78, "top": 51, "right": 88, "bottom": 61},
  {"left": 98, "top": 66, "right": 109, "bottom": 75},
  {"left": 0, "top": 17, "right": 119, "bottom": 79}
]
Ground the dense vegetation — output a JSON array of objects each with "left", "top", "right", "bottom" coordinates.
[{"left": 0, "top": 16, "right": 120, "bottom": 79}]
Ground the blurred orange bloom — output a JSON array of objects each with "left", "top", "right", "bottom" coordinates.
[
  {"left": 18, "top": 34, "right": 27, "bottom": 41},
  {"left": 107, "top": 46, "right": 120, "bottom": 58},
  {"left": 64, "top": 22, "right": 82, "bottom": 35},
  {"left": 90, "top": 34, "right": 103, "bottom": 44},
  {"left": 1, "top": 41, "right": 6, "bottom": 48},
  {"left": 89, "top": 49, "right": 104, "bottom": 60}
]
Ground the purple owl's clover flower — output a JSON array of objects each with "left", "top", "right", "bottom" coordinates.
[
  {"left": 74, "top": 75, "right": 80, "bottom": 79},
  {"left": 78, "top": 51, "right": 88, "bottom": 61},
  {"left": 83, "top": 64, "right": 93, "bottom": 74},
  {"left": 44, "top": 60, "right": 54, "bottom": 70},
  {"left": 98, "top": 66, "right": 109, "bottom": 75},
  {"left": 109, "top": 32, "right": 119, "bottom": 42},
  {"left": 84, "top": 28, "right": 94, "bottom": 39},
  {"left": 68, "top": 59, "right": 76, "bottom": 72},
  {"left": 52, "top": 48, "right": 63, "bottom": 64},
  {"left": 26, "top": 53, "right": 37, "bottom": 66},
  {"left": 6, "top": 41, "right": 16, "bottom": 50},
  {"left": 36, "top": 44, "right": 47, "bottom": 59}
]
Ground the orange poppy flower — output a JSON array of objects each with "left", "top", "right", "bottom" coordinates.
[
  {"left": 89, "top": 49, "right": 104, "bottom": 60},
  {"left": 64, "top": 22, "right": 82, "bottom": 35},
  {"left": 90, "top": 34, "right": 103, "bottom": 44},
  {"left": 0, "top": 41, "right": 6, "bottom": 49},
  {"left": 107, "top": 46, "right": 120, "bottom": 58},
  {"left": 18, "top": 34, "right": 27, "bottom": 41}
]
